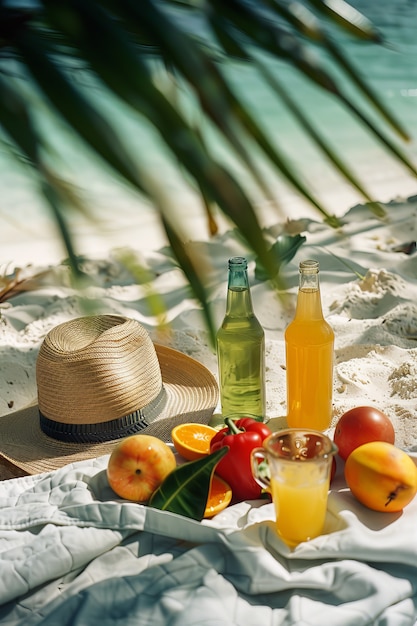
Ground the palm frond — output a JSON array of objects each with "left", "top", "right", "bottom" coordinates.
[{"left": 0, "top": 0, "right": 415, "bottom": 337}]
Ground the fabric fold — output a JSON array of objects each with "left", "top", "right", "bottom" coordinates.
[{"left": 0, "top": 456, "right": 416, "bottom": 625}]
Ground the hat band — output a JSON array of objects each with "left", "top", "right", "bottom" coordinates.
[{"left": 39, "top": 386, "right": 166, "bottom": 443}]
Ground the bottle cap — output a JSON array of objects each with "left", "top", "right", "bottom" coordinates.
[
  {"left": 228, "top": 257, "right": 248, "bottom": 270},
  {"left": 299, "top": 259, "right": 319, "bottom": 274}
]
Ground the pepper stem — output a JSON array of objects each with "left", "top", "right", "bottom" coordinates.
[{"left": 224, "top": 417, "right": 243, "bottom": 435}]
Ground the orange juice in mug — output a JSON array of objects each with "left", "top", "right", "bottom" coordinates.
[{"left": 251, "top": 429, "right": 337, "bottom": 548}]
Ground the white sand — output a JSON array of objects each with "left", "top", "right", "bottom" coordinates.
[{"left": 0, "top": 193, "right": 417, "bottom": 478}]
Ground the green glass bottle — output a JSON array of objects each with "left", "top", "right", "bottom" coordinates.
[{"left": 216, "top": 257, "right": 266, "bottom": 421}]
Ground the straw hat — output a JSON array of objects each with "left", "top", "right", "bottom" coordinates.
[{"left": 0, "top": 315, "right": 218, "bottom": 475}]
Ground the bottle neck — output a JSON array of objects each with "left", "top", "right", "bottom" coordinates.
[
  {"left": 295, "top": 261, "right": 323, "bottom": 320},
  {"left": 226, "top": 258, "right": 254, "bottom": 316},
  {"left": 299, "top": 269, "right": 319, "bottom": 293}
]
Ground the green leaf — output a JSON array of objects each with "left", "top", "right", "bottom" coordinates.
[
  {"left": 0, "top": 74, "right": 40, "bottom": 163},
  {"left": 15, "top": 27, "right": 148, "bottom": 195},
  {"left": 273, "top": 0, "right": 408, "bottom": 142},
  {"left": 255, "top": 234, "right": 307, "bottom": 281},
  {"left": 149, "top": 447, "right": 229, "bottom": 521},
  {"left": 160, "top": 214, "right": 217, "bottom": 347},
  {"left": 206, "top": 12, "right": 342, "bottom": 226},
  {"left": 324, "top": 37, "right": 410, "bottom": 142},
  {"left": 73, "top": 0, "right": 278, "bottom": 206},
  {"left": 39, "top": 171, "right": 84, "bottom": 280},
  {"left": 254, "top": 59, "right": 386, "bottom": 218},
  {"left": 305, "top": 0, "right": 384, "bottom": 43},
  {"left": 206, "top": 0, "right": 340, "bottom": 94}
]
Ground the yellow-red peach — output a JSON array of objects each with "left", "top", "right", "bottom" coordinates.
[
  {"left": 345, "top": 441, "right": 417, "bottom": 512},
  {"left": 107, "top": 434, "right": 176, "bottom": 502}
]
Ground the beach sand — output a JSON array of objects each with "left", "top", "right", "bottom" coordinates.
[{"left": 0, "top": 193, "right": 416, "bottom": 479}]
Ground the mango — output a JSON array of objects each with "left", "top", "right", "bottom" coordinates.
[{"left": 344, "top": 441, "right": 417, "bottom": 513}]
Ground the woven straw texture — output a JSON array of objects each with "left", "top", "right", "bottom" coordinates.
[
  {"left": 0, "top": 316, "right": 218, "bottom": 475},
  {"left": 37, "top": 316, "right": 162, "bottom": 424}
]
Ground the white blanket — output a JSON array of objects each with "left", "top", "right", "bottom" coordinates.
[{"left": 0, "top": 456, "right": 416, "bottom": 626}]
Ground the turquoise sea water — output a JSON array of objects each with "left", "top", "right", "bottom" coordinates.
[{"left": 1, "top": 0, "right": 417, "bottom": 262}]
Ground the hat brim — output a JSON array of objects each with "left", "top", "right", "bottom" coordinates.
[{"left": 0, "top": 344, "right": 218, "bottom": 476}]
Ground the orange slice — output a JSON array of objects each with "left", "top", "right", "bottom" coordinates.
[
  {"left": 171, "top": 423, "right": 218, "bottom": 461},
  {"left": 204, "top": 475, "right": 232, "bottom": 518}
]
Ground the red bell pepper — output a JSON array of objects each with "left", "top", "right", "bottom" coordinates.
[{"left": 210, "top": 417, "right": 271, "bottom": 502}]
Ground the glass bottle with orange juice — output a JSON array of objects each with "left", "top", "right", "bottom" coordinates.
[{"left": 284, "top": 260, "right": 334, "bottom": 431}]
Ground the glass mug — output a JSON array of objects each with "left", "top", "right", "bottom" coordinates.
[{"left": 251, "top": 429, "right": 337, "bottom": 548}]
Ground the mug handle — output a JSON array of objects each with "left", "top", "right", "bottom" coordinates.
[{"left": 251, "top": 447, "right": 271, "bottom": 490}]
